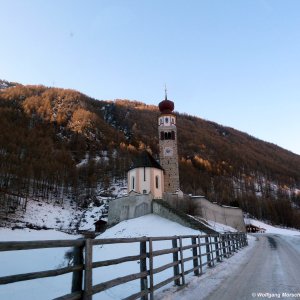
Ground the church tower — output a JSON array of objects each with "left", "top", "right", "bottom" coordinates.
[{"left": 158, "top": 90, "right": 180, "bottom": 193}]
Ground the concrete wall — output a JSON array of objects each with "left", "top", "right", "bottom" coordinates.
[
  {"left": 152, "top": 200, "right": 198, "bottom": 231},
  {"left": 163, "top": 192, "right": 190, "bottom": 214},
  {"left": 108, "top": 193, "right": 245, "bottom": 233},
  {"left": 192, "top": 197, "right": 246, "bottom": 232},
  {"left": 108, "top": 193, "right": 153, "bottom": 225}
]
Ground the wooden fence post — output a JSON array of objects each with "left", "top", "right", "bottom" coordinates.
[
  {"left": 214, "top": 236, "right": 221, "bottom": 262},
  {"left": 149, "top": 238, "right": 154, "bottom": 300},
  {"left": 83, "top": 239, "right": 93, "bottom": 300},
  {"left": 205, "top": 236, "right": 212, "bottom": 267},
  {"left": 245, "top": 233, "right": 248, "bottom": 246},
  {"left": 192, "top": 237, "right": 199, "bottom": 276},
  {"left": 197, "top": 235, "right": 203, "bottom": 275},
  {"left": 172, "top": 237, "right": 180, "bottom": 286},
  {"left": 209, "top": 236, "right": 214, "bottom": 267},
  {"left": 234, "top": 234, "right": 238, "bottom": 251},
  {"left": 71, "top": 244, "right": 84, "bottom": 293},
  {"left": 179, "top": 237, "right": 185, "bottom": 285},
  {"left": 221, "top": 234, "right": 226, "bottom": 258},
  {"left": 140, "top": 239, "right": 148, "bottom": 300},
  {"left": 231, "top": 234, "right": 235, "bottom": 253},
  {"left": 227, "top": 234, "right": 231, "bottom": 256}
]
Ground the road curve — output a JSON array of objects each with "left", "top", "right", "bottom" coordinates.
[{"left": 206, "top": 234, "right": 300, "bottom": 300}]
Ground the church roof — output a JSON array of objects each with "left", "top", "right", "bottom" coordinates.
[
  {"left": 158, "top": 87, "right": 174, "bottom": 114},
  {"left": 129, "top": 151, "right": 164, "bottom": 171}
]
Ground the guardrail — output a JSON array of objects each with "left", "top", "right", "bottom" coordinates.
[{"left": 0, "top": 232, "right": 248, "bottom": 300}]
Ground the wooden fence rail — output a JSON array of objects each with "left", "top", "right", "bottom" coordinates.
[{"left": 0, "top": 232, "right": 248, "bottom": 300}]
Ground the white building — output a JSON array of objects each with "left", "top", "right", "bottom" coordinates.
[{"left": 127, "top": 151, "right": 164, "bottom": 199}]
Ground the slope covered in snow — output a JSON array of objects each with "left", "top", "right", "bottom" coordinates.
[
  {"left": 1, "top": 181, "right": 127, "bottom": 232},
  {"left": 90, "top": 215, "right": 236, "bottom": 300},
  {"left": 4, "top": 214, "right": 298, "bottom": 300},
  {"left": 0, "top": 229, "right": 81, "bottom": 300},
  {"left": 0, "top": 214, "right": 216, "bottom": 300},
  {"left": 245, "top": 218, "right": 300, "bottom": 236}
]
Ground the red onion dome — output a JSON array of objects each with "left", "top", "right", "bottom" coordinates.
[{"left": 158, "top": 99, "right": 174, "bottom": 114}]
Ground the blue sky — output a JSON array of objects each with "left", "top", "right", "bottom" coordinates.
[{"left": 1, "top": 0, "right": 300, "bottom": 155}]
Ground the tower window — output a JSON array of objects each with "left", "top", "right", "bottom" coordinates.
[
  {"left": 155, "top": 176, "right": 159, "bottom": 189},
  {"left": 144, "top": 167, "right": 146, "bottom": 181},
  {"left": 160, "top": 131, "right": 165, "bottom": 140},
  {"left": 132, "top": 176, "right": 135, "bottom": 190},
  {"left": 164, "top": 132, "right": 172, "bottom": 139},
  {"left": 171, "top": 131, "right": 175, "bottom": 140}
]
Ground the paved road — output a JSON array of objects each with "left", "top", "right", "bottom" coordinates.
[{"left": 206, "top": 234, "right": 300, "bottom": 300}]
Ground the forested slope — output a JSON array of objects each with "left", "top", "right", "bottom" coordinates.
[{"left": 0, "top": 83, "right": 299, "bottom": 227}]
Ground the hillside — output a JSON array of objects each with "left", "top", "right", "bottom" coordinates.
[{"left": 0, "top": 83, "right": 299, "bottom": 228}]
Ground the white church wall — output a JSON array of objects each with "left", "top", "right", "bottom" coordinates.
[{"left": 127, "top": 167, "right": 164, "bottom": 198}]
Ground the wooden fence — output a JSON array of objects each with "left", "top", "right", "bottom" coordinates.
[{"left": 0, "top": 232, "right": 247, "bottom": 300}]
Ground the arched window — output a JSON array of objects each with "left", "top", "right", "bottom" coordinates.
[
  {"left": 162, "top": 131, "right": 175, "bottom": 140},
  {"left": 155, "top": 175, "right": 159, "bottom": 189},
  {"left": 132, "top": 176, "right": 135, "bottom": 190}
]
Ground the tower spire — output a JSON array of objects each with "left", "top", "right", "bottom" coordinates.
[{"left": 164, "top": 84, "right": 168, "bottom": 100}]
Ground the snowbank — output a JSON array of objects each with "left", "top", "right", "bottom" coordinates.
[
  {"left": 0, "top": 228, "right": 80, "bottom": 300},
  {"left": 0, "top": 214, "right": 244, "bottom": 300},
  {"left": 245, "top": 218, "right": 300, "bottom": 236}
]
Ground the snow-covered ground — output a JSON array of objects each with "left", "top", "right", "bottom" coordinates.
[
  {"left": 0, "top": 228, "right": 81, "bottom": 300},
  {"left": 1, "top": 181, "right": 127, "bottom": 232},
  {"left": 206, "top": 219, "right": 238, "bottom": 233},
  {"left": 245, "top": 218, "right": 300, "bottom": 236},
  {"left": 2, "top": 208, "right": 300, "bottom": 300},
  {"left": 92, "top": 214, "right": 207, "bottom": 299},
  {"left": 0, "top": 214, "right": 244, "bottom": 300}
]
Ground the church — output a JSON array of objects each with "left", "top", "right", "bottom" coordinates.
[
  {"left": 107, "top": 92, "right": 186, "bottom": 226},
  {"left": 127, "top": 91, "right": 180, "bottom": 198},
  {"left": 107, "top": 92, "right": 246, "bottom": 232}
]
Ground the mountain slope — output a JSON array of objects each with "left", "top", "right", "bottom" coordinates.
[{"left": 0, "top": 83, "right": 299, "bottom": 228}]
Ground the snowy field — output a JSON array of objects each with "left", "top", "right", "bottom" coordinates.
[
  {"left": 1, "top": 215, "right": 299, "bottom": 300},
  {"left": 0, "top": 229, "right": 81, "bottom": 300},
  {"left": 0, "top": 214, "right": 241, "bottom": 300}
]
